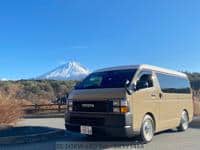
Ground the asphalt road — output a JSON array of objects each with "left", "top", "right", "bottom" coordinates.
[{"left": 0, "top": 117, "right": 200, "bottom": 150}]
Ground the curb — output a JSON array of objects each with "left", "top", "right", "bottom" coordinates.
[
  {"left": 24, "top": 114, "right": 64, "bottom": 119},
  {"left": 23, "top": 113, "right": 65, "bottom": 119},
  {"left": 0, "top": 129, "right": 65, "bottom": 145}
]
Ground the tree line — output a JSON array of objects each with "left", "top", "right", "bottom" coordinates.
[{"left": 0, "top": 80, "right": 77, "bottom": 104}]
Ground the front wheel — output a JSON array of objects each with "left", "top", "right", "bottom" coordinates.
[
  {"left": 140, "top": 115, "right": 155, "bottom": 143},
  {"left": 177, "top": 111, "right": 189, "bottom": 131}
]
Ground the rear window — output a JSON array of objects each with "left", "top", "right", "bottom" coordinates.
[
  {"left": 75, "top": 69, "right": 137, "bottom": 89},
  {"left": 156, "top": 73, "right": 191, "bottom": 94}
]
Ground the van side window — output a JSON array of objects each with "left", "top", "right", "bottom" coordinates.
[
  {"left": 156, "top": 73, "right": 191, "bottom": 94},
  {"left": 136, "top": 71, "right": 153, "bottom": 90}
]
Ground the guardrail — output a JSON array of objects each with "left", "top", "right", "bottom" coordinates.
[
  {"left": 22, "top": 104, "right": 67, "bottom": 114},
  {"left": 22, "top": 96, "right": 200, "bottom": 116}
]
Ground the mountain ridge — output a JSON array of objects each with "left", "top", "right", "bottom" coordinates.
[{"left": 37, "top": 61, "right": 90, "bottom": 81}]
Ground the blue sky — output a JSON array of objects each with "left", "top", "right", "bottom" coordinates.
[{"left": 0, "top": 0, "right": 200, "bottom": 80}]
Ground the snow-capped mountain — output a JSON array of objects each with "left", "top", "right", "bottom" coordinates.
[
  {"left": 0, "top": 78, "right": 8, "bottom": 81},
  {"left": 38, "top": 61, "right": 90, "bottom": 81}
]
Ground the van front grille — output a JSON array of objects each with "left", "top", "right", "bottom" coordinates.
[{"left": 73, "top": 101, "right": 113, "bottom": 113}]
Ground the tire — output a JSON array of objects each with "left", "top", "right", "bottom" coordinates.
[
  {"left": 140, "top": 115, "right": 155, "bottom": 143},
  {"left": 177, "top": 111, "right": 189, "bottom": 131}
]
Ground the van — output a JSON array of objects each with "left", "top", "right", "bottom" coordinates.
[{"left": 65, "top": 64, "right": 193, "bottom": 143}]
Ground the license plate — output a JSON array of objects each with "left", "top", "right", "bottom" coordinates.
[{"left": 80, "top": 126, "right": 92, "bottom": 135}]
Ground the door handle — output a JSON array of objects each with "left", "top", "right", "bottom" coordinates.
[{"left": 151, "top": 94, "right": 156, "bottom": 97}]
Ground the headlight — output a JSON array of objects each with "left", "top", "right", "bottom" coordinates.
[
  {"left": 113, "top": 107, "right": 120, "bottom": 113},
  {"left": 120, "top": 99, "right": 128, "bottom": 106},
  {"left": 112, "top": 99, "right": 129, "bottom": 113},
  {"left": 67, "top": 100, "right": 73, "bottom": 112},
  {"left": 68, "top": 106, "right": 73, "bottom": 112},
  {"left": 68, "top": 100, "right": 73, "bottom": 106},
  {"left": 113, "top": 100, "right": 120, "bottom": 106}
]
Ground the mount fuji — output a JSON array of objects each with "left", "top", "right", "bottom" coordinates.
[
  {"left": 38, "top": 61, "right": 90, "bottom": 81},
  {"left": 0, "top": 78, "right": 8, "bottom": 81}
]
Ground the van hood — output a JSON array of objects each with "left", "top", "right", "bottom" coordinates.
[{"left": 68, "top": 88, "right": 127, "bottom": 100}]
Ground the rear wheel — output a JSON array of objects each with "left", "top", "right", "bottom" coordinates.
[
  {"left": 178, "top": 111, "right": 189, "bottom": 131},
  {"left": 140, "top": 115, "right": 155, "bottom": 143}
]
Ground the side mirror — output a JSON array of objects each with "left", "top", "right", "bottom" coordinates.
[
  {"left": 125, "top": 80, "right": 136, "bottom": 95},
  {"left": 136, "top": 81, "right": 149, "bottom": 90}
]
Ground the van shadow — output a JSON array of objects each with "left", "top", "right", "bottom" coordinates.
[
  {"left": 85, "top": 136, "right": 145, "bottom": 149},
  {"left": 63, "top": 127, "right": 190, "bottom": 149},
  {"left": 189, "top": 117, "right": 200, "bottom": 129},
  {"left": 65, "top": 132, "right": 146, "bottom": 145},
  {"left": 64, "top": 117, "right": 200, "bottom": 147}
]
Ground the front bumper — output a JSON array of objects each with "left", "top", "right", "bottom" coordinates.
[{"left": 65, "top": 112, "right": 136, "bottom": 137}]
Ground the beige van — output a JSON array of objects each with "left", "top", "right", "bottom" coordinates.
[{"left": 65, "top": 64, "right": 193, "bottom": 143}]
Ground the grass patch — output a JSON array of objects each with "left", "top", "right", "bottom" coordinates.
[{"left": 0, "top": 96, "right": 23, "bottom": 125}]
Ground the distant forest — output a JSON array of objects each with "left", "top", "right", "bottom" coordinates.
[
  {"left": 0, "top": 72, "right": 199, "bottom": 104},
  {"left": 0, "top": 80, "right": 77, "bottom": 104}
]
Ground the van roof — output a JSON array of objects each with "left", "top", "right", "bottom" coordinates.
[{"left": 95, "top": 64, "right": 187, "bottom": 78}]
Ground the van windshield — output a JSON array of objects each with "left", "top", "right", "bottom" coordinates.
[{"left": 75, "top": 69, "right": 137, "bottom": 89}]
